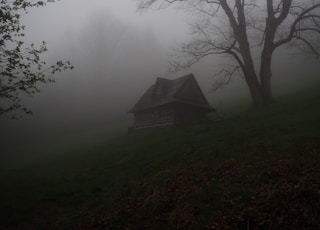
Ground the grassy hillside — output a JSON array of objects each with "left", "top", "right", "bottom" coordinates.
[{"left": 1, "top": 86, "right": 320, "bottom": 229}]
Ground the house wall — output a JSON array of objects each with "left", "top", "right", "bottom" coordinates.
[
  {"left": 133, "top": 104, "right": 209, "bottom": 129},
  {"left": 134, "top": 106, "right": 175, "bottom": 129}
]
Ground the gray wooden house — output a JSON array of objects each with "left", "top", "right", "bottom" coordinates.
[{"left": 129, "top": 73, "right": 215, "bottom": 129}]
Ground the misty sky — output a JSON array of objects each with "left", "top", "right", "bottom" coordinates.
[{"left": 1, "top": 0, "right": 320, "bottom": 164}]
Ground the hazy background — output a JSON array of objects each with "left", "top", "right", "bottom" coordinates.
[{"left": 1, "top": 0, "right": 319, "bottom": 166}]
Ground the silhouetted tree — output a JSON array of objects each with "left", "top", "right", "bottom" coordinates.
[
  {"left": 138, "top": 0, "right": 320, "bottom": 107},
  {"left": 0, "top": 0, "right": 73, "bottom": 118}
]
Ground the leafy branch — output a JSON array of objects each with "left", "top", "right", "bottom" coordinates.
[{"left": 0, "top": 0, "right": 73, "bottom": 118}]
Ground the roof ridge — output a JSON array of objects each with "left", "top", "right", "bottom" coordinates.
[
  {"left": 171, "top": 73, "right": 193, "bottom": 81},
  {"left": 156, "top": 77, "right": 172, "bottom": 80}
]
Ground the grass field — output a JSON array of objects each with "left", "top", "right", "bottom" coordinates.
[{"left": 1, "top": 86, "right": 320, "bottom": 229}]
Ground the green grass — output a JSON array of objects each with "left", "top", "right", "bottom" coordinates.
[{"left": 1, "top": 86, "right": 320, "bottom": 229}]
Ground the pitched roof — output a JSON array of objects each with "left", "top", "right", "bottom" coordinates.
[{"left": 129, "top": 73, "right": 215, "bottom": 113}]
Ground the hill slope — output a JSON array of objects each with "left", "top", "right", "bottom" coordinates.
[{"left": 1, "top": 87, "right": 320, "bottom": 229}]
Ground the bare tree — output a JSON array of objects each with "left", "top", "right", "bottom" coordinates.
[{"left": 137, "top": 0, "right": 320, "bottom": 107}]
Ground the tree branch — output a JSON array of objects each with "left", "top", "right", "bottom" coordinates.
[
  {"left": 274, "top": 3, "right": 320, "bottom": 48},
  {"left": 293, "top": 35, "right": 320, "bottom": 58},
  {"left": 212, "top": 65, "right": 241, "bottom": 91}
]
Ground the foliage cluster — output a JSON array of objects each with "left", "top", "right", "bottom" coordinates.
[{"left": 0, "top": 0, "right": 73, "bottom": 117}]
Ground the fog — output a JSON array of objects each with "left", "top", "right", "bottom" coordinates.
[
  {"left": 0, "top": 0, "right": 188, "bottom": 164},
  {"left": 1, "top": 0, "right": 319, "bottom": 166}
]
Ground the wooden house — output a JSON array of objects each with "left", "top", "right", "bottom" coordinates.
[{"left": 129, "top": 73, "right": 215, "bottom": 129}]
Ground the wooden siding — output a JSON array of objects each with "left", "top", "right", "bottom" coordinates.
[
  {"left": 133, "top": 103, "right": 210, "bottom": 129},
  {"left": 134, "top": 106, "right": 175, "bottom": 129}
]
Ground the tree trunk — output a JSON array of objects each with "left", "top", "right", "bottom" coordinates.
[
  {"left": 238, "top": 37, "right": 265, "bottom": 107},
  {"left": 259, "top": 7, "right": 277, "bottom": 106},
  {"left": 260, "top": 50, "right": 274, "bottom": 105},
  {"left": 244, "top": 69, "right": 264, "bottom": 107}
]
